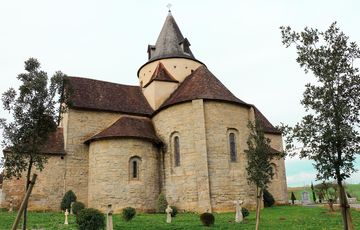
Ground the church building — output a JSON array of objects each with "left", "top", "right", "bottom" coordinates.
[{"left": 1, "top": 11, "right": 287, "bottom": 212}]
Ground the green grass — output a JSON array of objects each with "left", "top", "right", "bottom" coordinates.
[{"left": 0, "top": 206, "right": 360, "bottom": 229}]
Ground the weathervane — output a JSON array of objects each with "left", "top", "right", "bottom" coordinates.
[{"left": 166, "top": 3, "right": 172, "bottom": 12}]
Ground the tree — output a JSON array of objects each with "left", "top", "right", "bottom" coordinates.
[
  {"left": 245, "top": 119, "right": 283, "bottom": 230},
  {"left": 311, "top": 182, "right": 317, "bottom": 203},
  {"left": 280, "top": 22, "right": 360, "bottom": 230},
  {"left": 290, "top": 192, "right": 296, "bottom": 204},
  {"left": 315, "top": 181, "right": 338, "bottom": 211},
  {"left": 0, "top": 58, "right": 67, "bottom": 230}
]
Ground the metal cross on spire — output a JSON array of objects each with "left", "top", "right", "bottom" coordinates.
[{"left": 166, "top": 3, "right": 172, "bottom": 12}]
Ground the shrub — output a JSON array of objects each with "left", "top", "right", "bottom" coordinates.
[
  {"left": 263, "top": 189, "right": 275, "bottom": 207},
  {"left": 170, "top": 206, "right": 178, "bottom": 217},
  {"left": 122, "top": 207, "right": 136, "bottom": 221},
  {"left": 72, "top": 201, "right": 85, "bottom": 216},
  {"left": 61, "top": 190, "right": 77, "bottom": 211},
  {"left": 200, "top": 212, "right": 215, "bottom": 227},
  {"left": 156, "top": 193, "right": 168, "bottom": 213},
  {"left": 76, "top": 208, "right": 105, "bottom": 230},
  {"left": 241, "top": 207, "right": 249, "bottom": 218}
]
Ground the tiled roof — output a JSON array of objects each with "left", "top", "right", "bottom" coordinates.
[
  {"left": 40, "top": 128, "right": 65, "bottom": 154},
  {"left": 85, "top": 116, "right": 161, "bottom": 144},
  {"left": 158, "top": 66, "right": 249, "bottom": 110},
  {"left": 253, "top": 106, "right": 282, "bottom": 135},
  {"left": 3, "top": 128, "right": 65, "bottom": 155},
  {"left": 66, "top": 77, "right": 153, "bottom": 116},
  {"left": 144, "top": 62, "right": 178, "bottom": 88}
]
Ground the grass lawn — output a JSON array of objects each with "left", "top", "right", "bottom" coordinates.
[{"left": 0, "top": 206, "right": 359, "bottom": 229}]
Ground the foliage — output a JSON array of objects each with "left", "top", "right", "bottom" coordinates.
[
  {"left": 76, "top": 208, "right": 105, "bottom": 230},
  {"left": 200, "top": 212, "right": 215, "bottom": 227},
  {"left": 72, "top": 201, "right": 85, "bottom": 216},
  {"left": 314, "top": 181, "right": 338, "bottom": 202},
  {"left": 241, "top": 207, "right": 250, "bottom": 218},
  {"left": 263, "top": 189, "right": 275, "bottom": 207},
  {"left": 280, "top": 21, "right": 360, "bottom": 229},
  {"left": 122, "top": 207, "right": 136, "bottom": 222},
  {"left": 245, "top": 119, "right": 283, "bottom": 229},
  {"left": 0, "top": 58, "right": 67, "bottom": 230},
  {"left": 156, "top": 193, "right": 168, "bottom": 213},
  {"left": 61, "top": 190, "right": 77, "bottom": 211},
  {"left": 311, "top": 182, "right": 317, "bottom": 203},
  {"left": 290, "top": 192, "right": 296, "bottom": 203},
  {"left": 245, "top": 120, "right": 282, "bottom": 190},
  {"left": 0, "top": 58, "right": 67, "bottom": 179},
  {"left": 170, "top": 206, "right": 178, "bottom": 217},
  {"left": 1, "top": 206, "right": 360, "bottom": 229}
]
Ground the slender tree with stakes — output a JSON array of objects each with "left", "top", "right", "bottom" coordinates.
[
  {"left": 280, "top": 22, "right": 360, "bottom": 230},
  {"left": 0, "top": 58, "right": 68, "bottom": 230},
  {"left": 245, "top": 119, "right": 283, "bottom": 230}
]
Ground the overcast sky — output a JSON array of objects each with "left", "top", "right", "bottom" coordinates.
[{"left": 0, "top": 0, "right": 359, "bottom": 187}]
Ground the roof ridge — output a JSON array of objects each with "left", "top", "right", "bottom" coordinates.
[{"left": 68, "top": 76, "right": 139, "bottom": 88}]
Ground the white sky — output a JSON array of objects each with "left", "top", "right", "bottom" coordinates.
[{"left": 0, "top": 0, "right": 359, "bottom": 186}]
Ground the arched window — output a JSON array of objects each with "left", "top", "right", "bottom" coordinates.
[
  {"left": 129, "top": 156, "right": 141, "bottom": 180},
  {"left": 174, "top": 136, "right": 180, "bottom": 167},
  {"left": 229, "top": 132, "right": 237, "bottom": 162}
]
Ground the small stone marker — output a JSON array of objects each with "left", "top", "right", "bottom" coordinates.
[
  {"left": 301, "top": 191, "right": 310, "bottom": 204},
  {"left": 165, "top": 205, "right": 173, "bottom": 223},
  {"left": 70, "top": 202, "right": 74, "bottom": 215},
  {"left": 9, "top": 199, "right": 13, "bottom": 212},
  {"left": 233, "top": 200, "right": 243, "bottom": 223},
  {"left": 64, "top": 209, "right": 69, "bottom": 225},
  {"left": 106, "top": 204, "right": 113, "bottom": 230}
]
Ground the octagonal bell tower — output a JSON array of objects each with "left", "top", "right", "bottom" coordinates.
[{"left": 138, "top": 11, "right": 204, "bottom": 110}]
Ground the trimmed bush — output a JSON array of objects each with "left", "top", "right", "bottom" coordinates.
[
  {"left": 241, "top": 207, "right": 249, "bottom": 218},
  {"left": 263, "top": 189, "right": 275, "bottom": 207},
  {"left": 122, "top": 207, "right": 136, "bottom": 221},
  {"left": 76, "top": 208, "right": 105, "bottom": 230},
  {"left": 156, "top": 193, "right": 168, "bottom": 213},
  {"left": 200, "top": 212, "right": 215, "bottom": 227},
  {"left": 170, "top": 206, "right": 178, "bottom": 217},
  {"left": 60, "top": 190, "right": 77, "bottom": 211},
  {"left": 72, "top": 201, "right": 85, "bottom": 216}
]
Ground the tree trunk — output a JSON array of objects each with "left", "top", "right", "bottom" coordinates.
[
  {"left": 338, "top": 180, "right": 354, "bottom": 230},
  {"left": 255, "top": 187, "right": 262, "bottom": 230},
  {"left": 22, "top": 157, "right": 33, "bottom": 230}
]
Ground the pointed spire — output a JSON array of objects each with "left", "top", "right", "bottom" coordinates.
[{"left": 147, "top": 12, "right": 197, "bottom": 62}]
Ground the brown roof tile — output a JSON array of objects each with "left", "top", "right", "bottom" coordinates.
[
  {"left": 85, "top": 116, "right": 161, "bottom": 144},
  {"left": 40, "top": 128, "right": 65, "bottom": 155},
  {"left": 158, "top": 66, "right": 248, "bottom": 111},
  {"left": 144, "top": 62, "right": 178, "bottom": 87},
  {"left": 253, "top": 106, "right": 282, "bottom": 135},
  {"left": 66, "top": 77, "right": 153, "bottom": 116},
  {"left": 3, "top": 128, "right": 65, "bottom": 155}
]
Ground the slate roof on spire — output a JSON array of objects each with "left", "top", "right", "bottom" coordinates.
[
  {"left": 144, "top": 62, "right": 179, "bottom": 87},
  {"left": 147, "top": 12, "right": 198, "bottom": 62},
  {"left": 158, "top": 66, "right": 249, "bottom": 110}
]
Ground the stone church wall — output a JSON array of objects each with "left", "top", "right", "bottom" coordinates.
[
  {"left": 88, "top": 138, "right": 159, "bottom": 212},
  {"left": 266, "top": 133, "right": 288, "bottom": 203},
  {"left": 152, "top": 101, "right": 212, "bottom": 212},
  {"left": 63, "top": 109, "right": 122, "bottom": 207},
  {"left": 204, "top": 101, "right": 257, "bottom": 211},
  {"left": 1, "top": 155, "right": 65, "bottom": 211}
]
